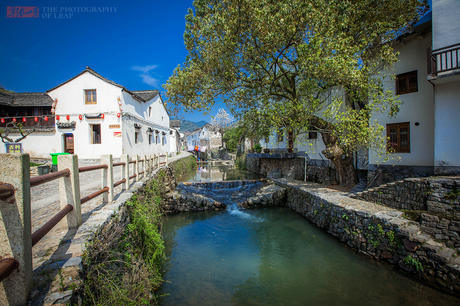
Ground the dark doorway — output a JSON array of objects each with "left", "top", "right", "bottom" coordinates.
[{"left": 64, "top": 133, "right": 74, "bottom": 154}]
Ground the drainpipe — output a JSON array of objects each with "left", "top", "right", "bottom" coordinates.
[{"left": 304, "top": 156, "right": 307, "bottom": 182}]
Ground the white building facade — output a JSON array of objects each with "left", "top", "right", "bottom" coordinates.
[{"left": 0, "top": 67, "right": 170, "bottom": 159}]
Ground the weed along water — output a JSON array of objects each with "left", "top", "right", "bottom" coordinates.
[{"left": 160, "top": 166, "right": 459, "bottom": 306}]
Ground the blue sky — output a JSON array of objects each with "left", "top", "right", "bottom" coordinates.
[{"left": 0, "top": 0, "right": 224, "bottom": 122}]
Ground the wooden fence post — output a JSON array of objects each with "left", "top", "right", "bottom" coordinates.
[
  {"left": 101, "top": 155, "right": 113, "bottom": 203},
  {"left": 135, "top": 155, "right": 139, "bottom": 182},
  {"left": 58, "top": 155, "right": 82, "bottom": 229},
  {"left": 0, "top": 153, "right": 32, "bottom": 306},
  {"left": 121, "top": 154, "right": 129, "bottom": 190}
]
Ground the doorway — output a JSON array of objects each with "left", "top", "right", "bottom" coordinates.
[{"left": 64, "top": 133, "right": 74, "bottom": 154}]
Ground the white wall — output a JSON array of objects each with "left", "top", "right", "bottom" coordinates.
[
  {"left": 47, "top": 71, "right": 170, "bottom": 158},
  {"left": 48, "top": 71, "right": 124, "bottom": 158},
  {"left": 0, "top": 132, "right": 60, "bottom": 158},
  {"left": 432, "top": 0, "right": 460, "bottom": 50},
  {"left": 434, "top": 81, "right": 460, "bottom": 167},
  {"left": 370, "top": 34, "right": 434, "bottom": 166}
]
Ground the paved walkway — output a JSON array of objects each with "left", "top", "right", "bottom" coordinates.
[{"left": 29, "top": 151, "right": 191, "bottom": 305}]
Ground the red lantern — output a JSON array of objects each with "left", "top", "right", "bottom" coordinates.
[
  {"left": 56, "top": 115, "right": 60, "bottom": 121},
  {"left": 12, "top": 118, "right": 16, "bottom": 122},
  {"left": 117, "top": 113, "right": 121, "bottom": 118},
  {"left": 101, "top": 113, "right": 105, "bottom": 119},
  {"left": 1, "top": 118, "right": 4, "bottom": 123},
  {"left": 44, "top": 116, "right": 48, "bottom": 121},
  {"left": 79, "top": 114, "right": 83, "bottom": 120},
  {"left": 22, "top": 117, "right": 26, "bottom": 122},
  {"left": 66, "top": 115, "right": 70, "bottom": 120},
  {"left": 34, "top": 117, "right": 38, "bottom": 122}
]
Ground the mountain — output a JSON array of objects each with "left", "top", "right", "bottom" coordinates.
[{"left": 179, "top": 120, "right": 208, "bottom": 132}]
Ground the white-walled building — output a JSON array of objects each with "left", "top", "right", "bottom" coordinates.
[
  {"left": 258, "top": 3, "right": 460, "bottom": 182},
  {"left": 370, "top": 2, "right": 460, "bottom": 180},
  {"left": 0, "top": 67, "right": 171, "bottom": 159},
  {"left": 185, "top": 124, "right": 222, "bottom": 152}
]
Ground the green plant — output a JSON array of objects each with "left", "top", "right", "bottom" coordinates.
[
  {"left": 404, "top": 255, "right": 423, "bottom": 272},
  {"left": 253, "top": 143, "right": 262, "bottom": 153},
  {"left": 81, "top": 169, "right": 170, "bottom": 305},
  {"left": 342, "top": 214, "right": 349, "bottom": 221}
]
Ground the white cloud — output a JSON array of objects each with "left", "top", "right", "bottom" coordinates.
[
  {"left": 131, "top": 64, "right": 159, "bottom": 88},
  {"left": 140, "top": 74, "right": 159, "bottom": 87}
]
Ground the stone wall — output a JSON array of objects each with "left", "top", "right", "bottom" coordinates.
[
  {"left": 352, "top": 176, "right": 460, "bottom": 248},
  {"left": 245, "top": 153, "right": 336, "bottom": 184},
  {"left": 239, "top": 183, "right": 287, "bottom": 209},
  {"left": 242, "top": 179, "right": 460, "bottom": 295}
]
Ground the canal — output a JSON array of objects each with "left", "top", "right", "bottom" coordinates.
[{"left": 161, "top": 164, "right": 459, "bottom": 305}]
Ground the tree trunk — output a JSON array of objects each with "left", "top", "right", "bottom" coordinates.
[{"left": 320, "top": 131, "right": 358, "bottom": 186}]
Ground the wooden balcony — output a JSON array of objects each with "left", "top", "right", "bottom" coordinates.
[
  {"left": 429, "top": 43, "right": 460, "bottom": 77},
  {"left": 0, "top": 115, "right": 56, "bottom": 131}
]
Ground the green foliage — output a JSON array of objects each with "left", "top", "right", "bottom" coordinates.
[
  {"left": 165, "top": 0, "right": 428, "bottom": 184},
  {"left": 235, "top": 155, "right": 246, "bottom": 170},
  {"left": 404, "top": 255, "right": 424, "bottom": 272},
  {"left": 81, "top": 171, "right": 169, "bottom": 305},
  {"left": 171, "top": 155, "right": 197, "bottom": 181},
  {"left": 223, "top": 126, "right": 243, "bottom": 152},
  {"left": 253, "top": 143, "right": 262, "bottom": 153}
]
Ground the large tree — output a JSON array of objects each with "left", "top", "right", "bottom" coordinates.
[{"left": 165, "top": 0, "right": 427, "bottom": 185}]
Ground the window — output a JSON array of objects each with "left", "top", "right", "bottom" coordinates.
[
  {"left": 85, "top": 89, "right": 97, "bottom": 104},
  {"left": 396, "top": 71, "right": 417, "bottom": 95},
  {"left": 308, "top": 131, "right": 318, "bottom": 139},
  {"left": 148, "top": 107, "right": 152, "bottom": 117},
  {"left": 387, "top": 122, "right": 410, "bottom": 153},
  {"left": 277, "top": 129, "right": 284, "bottom": 142},
  {"left": 90, "top": 124, "right": 101, "bottom": 144},
  {"left": 135, "top": 131, "right": 139, "bottom": 144},
  {"left": 155, "top": 133, "right": 159, "bottom": 144},
  {"left": 148, "top": 133, "right": 152, "bottom": 144}
]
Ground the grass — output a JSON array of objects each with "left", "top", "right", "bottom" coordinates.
[{"left": 81, "top": 159, "right": 195, "bottom": 305}]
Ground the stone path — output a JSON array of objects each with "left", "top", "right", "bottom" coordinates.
[{"left": 29, "top": 152, "right": 191, "bottom": 305}]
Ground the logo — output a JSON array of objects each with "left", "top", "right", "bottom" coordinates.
[{"left": 7, "top": 6, "right": 39, "bottom": 18}]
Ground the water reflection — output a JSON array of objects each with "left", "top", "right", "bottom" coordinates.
[{"left": 189, "top": 164, "right": 260, "bottom": 182}]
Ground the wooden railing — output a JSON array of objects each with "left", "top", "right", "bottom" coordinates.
[
  {"left": 0, "top": 115, "right": 55, "bottom": 129},
  {"left": 430, "top": 43, "right": 460, "bottom": 76},
  {"left": 0, "top": 152, "right": 170, "bottom": 304}
]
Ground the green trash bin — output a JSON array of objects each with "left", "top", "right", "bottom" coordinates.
[{"left": 50, "top": 152, "right": 71, "bottom": 166}]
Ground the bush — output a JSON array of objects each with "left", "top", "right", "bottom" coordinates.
[
  {"left": 253, "top": 143, "right": 262, "bottom": 153},
  {"left": 81, "top": 172, "right": 168, "bottom": 305}
]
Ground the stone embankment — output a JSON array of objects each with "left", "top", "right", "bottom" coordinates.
[
  {"left": 165, "top": 192, "right": 225, "bottom": 213},
  {"left": 239, "top": 183, "right": 286, "bottom": 208},
  {"left": 240, "top": 178, "right": 460, "bottom": 295},
  {"left": 351, "top": 176, "right": 460, "bottom": 248}
]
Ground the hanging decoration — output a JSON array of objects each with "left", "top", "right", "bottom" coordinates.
[
  {"left": 22, "top": 117, "right": 26, "bottom": 122},
  {"left": 117, "top": 113, "right": 121, "bottom": 118},
  {"left": 101, "top": 113, "right": 105, "bottom": 119},
  {"left": 79, "top": 114, "right": 83, "bottom": 120},
  {"left": 34, "top": 117, "right": 38, "bottom": 122},
  {"left": 66, "top": 115, "right": 70, "bottom": 120},
  {"left": 12, "top": 118, "right": 16, "bottom": 122},
  {"left": 56, "top": 115, "right": 60, "bottom": 121},
  {"left": 44, "top": 116, "right": 48, "bottom": 121},
  {"left": 1, "top": 118, "right": 5, "bottom": 123}
]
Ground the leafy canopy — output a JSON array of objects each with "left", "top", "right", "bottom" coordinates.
[{"left": 166, "top": 0, "right": 427, "bottom": 155}]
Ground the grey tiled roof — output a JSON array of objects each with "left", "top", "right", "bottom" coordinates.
[
  {"left": 0, "top": 90, "right": 53, "bottom": 107},
  {"left": 170, "top": 120, "right": 181, "bottom": 128},
  {"left": 131, "top": 90, "right": 159, "bottom": 101},
  {"left": 48, "top": 67, "right": 159, "bottom": 103}
]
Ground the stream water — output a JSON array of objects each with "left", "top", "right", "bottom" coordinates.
[{"left": 160, "top": 165, "right": 459, "bottom": 305}]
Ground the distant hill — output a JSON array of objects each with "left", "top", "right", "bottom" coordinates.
[{"left": 179, "top": 120, "right": 208, "bottom": 132}]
